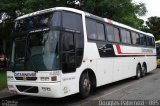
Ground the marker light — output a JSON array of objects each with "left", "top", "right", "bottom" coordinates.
[
  {"left": 40, "top": 77, "right": 49, "bottom": 81},
  {"left": 51, "top": 76, "right": 57, "bottom": 81}
]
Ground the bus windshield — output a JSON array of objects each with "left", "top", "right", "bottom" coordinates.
[
  {"left": 12, "top": 30, "right": 60, "bottom": 71},
  {"left": 14, "top": 11, "right": 61, "bottom": 33}
]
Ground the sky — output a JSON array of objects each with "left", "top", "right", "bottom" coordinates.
[{"left": 133, "top": 0, "right": 160, "bottom": 21}]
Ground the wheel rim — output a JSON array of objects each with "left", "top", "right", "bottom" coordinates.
[
  {"left": 142, "top": 66, "right": 146, "bottom": 76},
  {"left": 137, "top": 68, "right": 141, "bottom": 78},
  {"left": 83, "top": 78, "right": 91, "bottom": 92}
]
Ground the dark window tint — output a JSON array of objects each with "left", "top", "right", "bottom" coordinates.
[
  {"left": 146, "top": 37, "right": 150, "bottom": 46},
  {"left": 120, "top": 29, "right": 131, "bottom": 44},
  {"left": 86, "top": 19, "right": 97, "bottom": 39},
  {"left": 114, "top": 27, "right": 120, "bottom": 42},
  {"left": 51, "top": 11, "right": 61, "bottom": 26},
  {"left": 152, "top": 38, "right": 155, "bottom": 47},
  {"left": 106, "top": 25, "right": 114, "bottom": 42},
  {"left": 15, "top": 13, "right": 52, "bottom": 33},
  {"left": 62, "top": 32, "right": 74, "bottom": 51},
  {"left": 146, "top": 37, "right": 155, "bottom": 47},
  {"left": 126, "top": 31, "right": 131, "bottom": 44},
  {"left": 132, "top": 32, "right": 140, "bottom": 45},
  {"left": 63, "top": 11, "right": 82, "bottom": 32},
  {"left": 140, "top": 34, "right": 146, "bottom": 45},
  {"left": 86, "top": 19, "right": 105, "bottom": 40},
  {"left": 97, "top": 23, "right": 105, "bottom": 40},
  {"left": 149, "top": 37, "right": 153, "bottom": 46},
  {"left": 75, "top": 34, "right": 84, "bottom": 67},
  {"left": 62, "top": 32, "right": 76, "bottom": 73}
]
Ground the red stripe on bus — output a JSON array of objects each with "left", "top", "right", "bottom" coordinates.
[
  {"left": 107, "top": 19, "right": 112, "bottom": 24},
  {"left": 116, "top": 44, "right": 122, "bottom": 54},
  {"left": 115, "top": 44, "right": 153, "bottom": 55}
]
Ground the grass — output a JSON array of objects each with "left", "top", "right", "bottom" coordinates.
[{"left": 0, "top": 71, "right": 7, "bottom": 90}]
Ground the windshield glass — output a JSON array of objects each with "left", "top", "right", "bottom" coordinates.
[
  {"left": 12, "top": 30, "right": 60, "bottom": 71},
  {"left": 14, "top": 11, "right": 61, "bottom": 34},
  {"left": 14, "top": 12, "right": 53, "bottom": 33}
]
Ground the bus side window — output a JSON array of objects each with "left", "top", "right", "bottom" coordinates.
[
  {"left": 147, "top": 37, "right": 155, "bottom": 47},
  {"left": 113, "top": 27, "right": 120, "bottom": 42},
  {"left": 140, "top": 34, "right": 144, "bottom": 45},
  {"left": 126, "top": 30, "right": 131, "bottom": 44},
  {"left": 63, "top": 11, "right": 83, "bottom": 32},
  {"left": 86, "top": 18, "right": 97, "bottom": 40},
  {"left": 120, "top": 29, "right": 131, "bottom": 44},
  {"left": 51, "top": 11, "right": 61, "bottom": 27},
  {"left": 142, "top": 35, "right": 146, "bottom": 46},
  {"left": 96, "top": 23, "right": 105, "bottom": 40},
  {"left": 132, "top": 32, "right": 140, "bottom": 45},
  {"left": 152, "top": 38, "right": 155, "bottom": 47},
  {"left": 106, "top": 24, "right": 114, "bottom": 42}
]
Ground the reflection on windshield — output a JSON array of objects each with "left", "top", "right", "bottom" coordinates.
[
  {"left": 13, "top": 31, "right": 60, "bottom": 71},
  {"left": 15, "top": 13, "right": 52, "bottom": 33}
]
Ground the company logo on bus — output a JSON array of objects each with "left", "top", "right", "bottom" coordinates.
[
  {"left": 141, "top": 49, "right": 153, "bottom": 53},
  {"left": 14, "top": 73, "right": 36, "bottom": 77}
]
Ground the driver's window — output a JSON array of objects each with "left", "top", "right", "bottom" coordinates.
[
  {"left": 62, "top": 32, "right": 74, "bottom": 51},
  {"left": 62, "top": 32, "right": 76, "bottom": 73}
]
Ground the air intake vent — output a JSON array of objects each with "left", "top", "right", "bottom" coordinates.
[
  {"left": 16, "top": 85, "right": 38, "bottom": 93},
  {"left": 15, "top": 77, "right": 37, "bottom": 81}
]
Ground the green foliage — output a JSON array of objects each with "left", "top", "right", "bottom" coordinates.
[
  {"left": 142, "top": 16, "right": 160, "bottom": 40},
  {"left": 134, "top": 2, "right": 147, "bottom": 16},
  {"left": 81, "top": 0, "right": 146, "bottom": 28},
  {"left": 0, "top": 71, "right": 7, "bottom": 89},
  {"left": 0, "top": 0, "right": 147, "bottom": 40},
  {"left": 0, "top": 20, "right": 13, "bottom": 39}
]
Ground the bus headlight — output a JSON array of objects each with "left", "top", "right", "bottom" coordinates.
[
  {"left": 51, "top": 76, "right": 57, "bottom": 81},
  {"left": 40, "top": 76, "right": 57, "bottom": 81},
  {"left": 40, "top": 77, "right": 50, "bottom": 81},
  {"left": 7, "top": 76, "right": 14, "bottom": 81}
]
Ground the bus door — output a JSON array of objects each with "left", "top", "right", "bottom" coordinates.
[{"left": 61, "top": 31, "right": 76, "bottom": 73}]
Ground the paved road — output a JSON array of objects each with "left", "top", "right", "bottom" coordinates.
[{"left": 0, "top": 69, "right": 160, "bottom": 106}]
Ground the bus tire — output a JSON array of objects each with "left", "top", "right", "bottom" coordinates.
[
  {"left": 141, "top": 64, "right": 147, "bottom": 77},
  {"left": 135, "top": 64, "right": 141, "bottom": 79},
  {"left": 79, "top": 73, "right": 91, "bottom": 98}
]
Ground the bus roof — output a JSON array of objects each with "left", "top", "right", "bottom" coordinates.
[
  {"left": 16, "top": 7, "right": 154, "bottom": 37},
  {"left": 15, "top": 7, "right": 84, "bottom": 20}
]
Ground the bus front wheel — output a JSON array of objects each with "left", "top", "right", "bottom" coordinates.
[{"left": 79, "top": 72, "right": 91, "bottom": 98}]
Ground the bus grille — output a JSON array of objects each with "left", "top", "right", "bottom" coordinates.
[
  {"left": 15, "top": 77, "right": 37, "bottom": 81},
  {"left": 16, "top": 85, "right": 38, "bottom": 93}
]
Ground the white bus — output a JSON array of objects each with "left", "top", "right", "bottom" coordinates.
[{"left": 7, "top": 7, "right": 156, "bottom": 98}]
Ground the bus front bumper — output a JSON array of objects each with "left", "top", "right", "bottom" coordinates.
[{"left": 7, "top": 81, "right": 64, "bottom": 98}]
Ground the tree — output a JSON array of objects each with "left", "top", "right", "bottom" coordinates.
[
  {"left": 0, "top": 0, "right": 148, "bottom": 55},
  {"left": 0, "top": 0, "right": 147, "bottom": 39},
  {"left": 142, "top": 16, "right": 160, "bottom": 40},
  {"left": 81, "top": 0, "right": 146, "bottom": 28}
]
